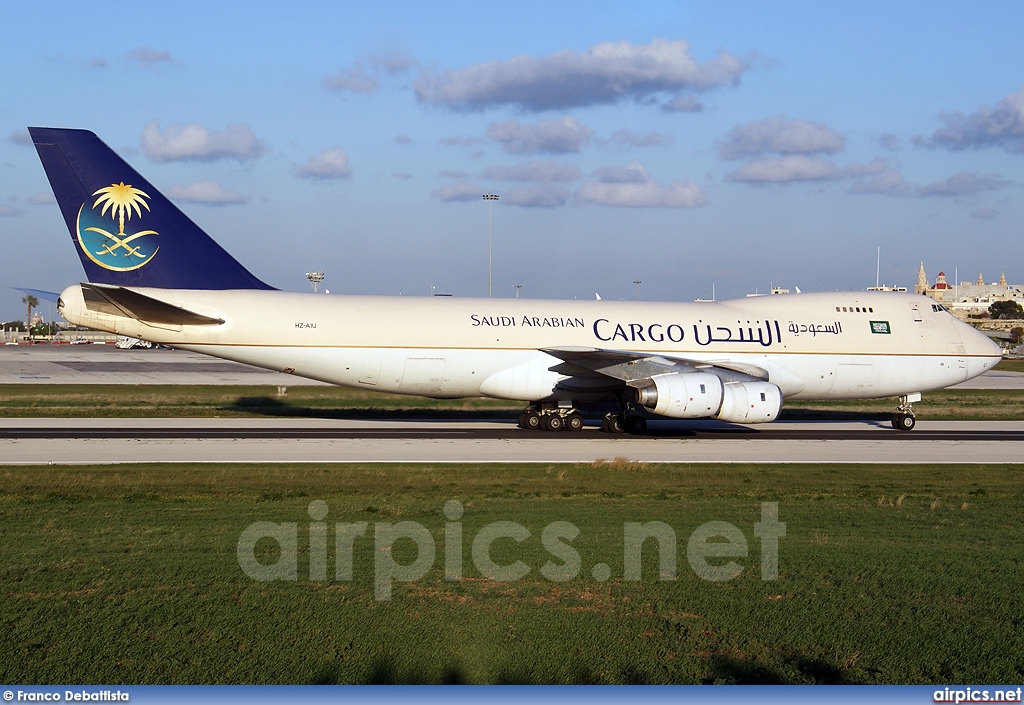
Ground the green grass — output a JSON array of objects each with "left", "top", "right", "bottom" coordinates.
[
  {"left": 0, "top": 384, "right": 521, "bottom": 419},
  {"left": 995, "top": 359, "right": 1024, "bottom": 373},
  {"left": 1, "top": 462, "right": 1022, "bottom": 684},
  {"left": 1, "top": 384, "right": 1024, "bottom": 420},
  {"left": 780, "top": 388, "right": 1024, "bottom": 420}
]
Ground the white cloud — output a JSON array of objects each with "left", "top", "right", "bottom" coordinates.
[
  {"left": 879, "top": 133, "right": 901, "bottom": 151},
  {"left": 848, "top": 168, "right": 912, "bottom": 196},
  {"left": 726, "top": 156, "right": 841, "bottom": 183},
  {"left": 916, "top": 172, "right": 1012, "bottom": 197},
  {"left": 843, "top": 161, "right": 1012, "bottom": 199},
  {"left": 972, "top": 207, "right": 999, "bottom": 219},
  {"left": 164, "top": 181, "right": 247, "bottom": 206},
  {"left": 844, "top": 158, "right": 889, "bottom": 177},
  {"left": 503, "top": 185, "right": 571, "bottom": 208},
  {"left": 486, "top": 116, "right": 594, "bottom": 154},
  {"left": 324, "top": 66, "right": 379, "bottom": 93},
  {"left": 0, "top": 204, "right": 23, "bottom": 217},
  {"left": 127, "top": 47, "right": 173, "bottom": 65},
  {"left": 576, "top": 161, "right": 708, "bottom": 208},
  {"left": 297, "top": 148, "right": 353, "bottom": 179},
  {"left": 601, "top": 129, "right": 674, "bottom": 149},
  {"left": 416, "top": 39, "right": 748, "bottom": 112},
  {"left": 431, "top": 181, "right": 485, "bottom": 202},
  {"left": 439, "top": 136, "right": 483, "bottom": 148},
  {"left": 27, "top": 192, "right": 55, "bottom": 205},
  {"left": 916, "top": 86, "right": 1024, "bottom": 154},
  {"left": 718, "top": 116, "right": 846, "bottom": 160},
  {"left": 661, "top": 94, "right": 704, "bottom": 113},
  {"left": 481, "top": 161, "right": 581, "bottom": 183},
  {"left": 8, "top": 129, "right": 31, "bottom": 146},
  {"left": 592, "top": 160, "right": 650, "bottom": 184},
  {"left": 371, "top": 52, "right": 417, "bottom": 75},
  {"left": 326, "top": 54, "right": 417, "bottom": 94},
  {"left": 141, "top": 122, "right": 265, "bottom": 163}
]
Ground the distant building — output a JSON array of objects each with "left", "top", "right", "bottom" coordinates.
[
  {"left": 745, "top": 286, "right": 790, "bottom": 298},
  {"left": 915, "top": 263, "right": 1023, "bottom": 318}
]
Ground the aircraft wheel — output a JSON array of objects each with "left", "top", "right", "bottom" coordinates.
[
  {"left": 517, "top": 412, "right": 527, "bottom": 429},
  {"left": 895, "top": 414, "right": 916, "bottom": 432},
  {"left": 606, "top": 414, "right": 625, "bottom": 434},
  {"left": 522, "top": 412, "right": 542, "bottom": 431},
  {"left": 565, "top": 412, "right": 584, "bottom": 432},
  {"left": 543, "top": 414, "right": 565, "bottom": 432},
  {"left": 624, "top": 416, "right": 647, "bottom": 434}
]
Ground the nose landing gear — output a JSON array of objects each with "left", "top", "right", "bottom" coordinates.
[{"left": 891, "top": 393, "right": 920, "bottom": 431}]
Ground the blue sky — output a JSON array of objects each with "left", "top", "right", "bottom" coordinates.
[{"left": 2, "top": 1, "right": 1023, "bottom": 321}]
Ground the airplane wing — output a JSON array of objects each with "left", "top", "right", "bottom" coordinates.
[{"left": 541, "top": 346, "right": 769, "bottom": 384}]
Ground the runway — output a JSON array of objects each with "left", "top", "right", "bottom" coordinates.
[
  {"left": 0, "top": 344, "right": 327, "bottom": 385},
  {"left": 2, "top": 345, "right": 1022, "bottom": 464},
  {"left": 2, "top": 418, "right": 1022, "bottom": 464}
]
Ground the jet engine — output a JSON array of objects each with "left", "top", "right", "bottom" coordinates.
[
  {"left": 630, "top": 373, "right": 782, "bottom": 423},
  {"left": 715, "top": 380, "right": 782, "bottom": 423}
]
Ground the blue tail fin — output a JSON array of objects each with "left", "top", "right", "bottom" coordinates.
[{"left": 29, "top": 127, "right": 273, "bottom": 290}]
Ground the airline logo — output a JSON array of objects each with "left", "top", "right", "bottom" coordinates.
[
  {"left": 75, "top": 182, "right": 159, "bottom": 271},
  {"left": 870, "top": 320, "right": 891, "bottom": 334}
]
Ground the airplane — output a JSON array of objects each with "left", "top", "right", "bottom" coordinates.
[{"left": 29, "top": 127, "right": 1002, "bottom": 434}]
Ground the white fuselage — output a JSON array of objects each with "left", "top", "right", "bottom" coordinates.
[{"left": 57, "top": 287, "right": 1001, "bottom": 402}]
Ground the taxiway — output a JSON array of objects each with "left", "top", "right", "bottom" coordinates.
[{"left": 2, "top": 418, "right": 1022, "bottom": 464}]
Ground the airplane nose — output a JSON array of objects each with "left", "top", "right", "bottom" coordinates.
[{"left": 961, "top": 325, "right": 1003, "bottom": 381}]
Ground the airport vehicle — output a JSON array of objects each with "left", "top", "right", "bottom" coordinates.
[{"left": 30, "top": 127, "right": 1002, "bottom": 433}]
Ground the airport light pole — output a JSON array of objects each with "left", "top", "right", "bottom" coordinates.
[
  {"left": 483, "top": 194, "right": 499, "bottom": 297},
  {"left": 513, "top": 284, "right": 522, "bottom": 298},
  {"left": 634, "top": 279, "right": 643, "bottom": 300},
  {"left": 306, "top": 271, "right": 325, "bottom": 293}
]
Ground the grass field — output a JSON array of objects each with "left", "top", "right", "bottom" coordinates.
[
  {"left": 1, "top": 383, "right": 1024, "bottom": 421},
  {"left": 2, "top": 462, "right": 1022, "bottom": 684}
]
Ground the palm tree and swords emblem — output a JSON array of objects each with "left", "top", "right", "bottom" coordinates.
[{"left": 76, "top": 182, "right": 159, "bottom": 271}]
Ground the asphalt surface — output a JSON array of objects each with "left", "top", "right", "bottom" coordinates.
[
  {"left": 2, "top": 345, "right": 1021, "bottom": 464},
  {"left": 3, "top": 418, "right": 1023, "bottom": 464},
  {"left": 0, "top": 344, "right": 327, "bottom": 385}
]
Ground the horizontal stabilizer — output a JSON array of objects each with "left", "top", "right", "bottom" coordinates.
[
  {"left": 11, "top": 287, "right": 61, "bottom": 303},
  {"left": 80, "top": 284, "right": 224, "bottom": 326}
]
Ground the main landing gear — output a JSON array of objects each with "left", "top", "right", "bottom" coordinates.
[
  {"left": 517, "top": 403, "right": 585, "bottom": 432},
  {"left": 517, "top": 403, "right": 648, "bottom": 434},
  {"left": 600, "top": 412, "right": 647, "bottom": 434},
  {"left": 891, "top": 393, "right": 920, "bottom": 431}
]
